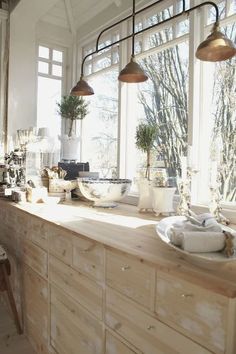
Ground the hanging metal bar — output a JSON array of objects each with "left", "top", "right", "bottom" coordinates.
[{"left": 81, "top": 0, "right": 219, "bottom": 77}]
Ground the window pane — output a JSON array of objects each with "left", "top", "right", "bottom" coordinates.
[
  {"left": 82, "top": 69, "right": 118, "bottom": 177},
  {"left": 37, "top": 76, "right": 62, "bottom": 137},
  {"left": 39, "top": 46, "right": 50, "bottom": 59},
  {"left": 52, "top": 64, "right": 62, "bottom": 77},
  {"left": 126, "top": 41, "right": 189, "bottom": 187},
  {"left": 38, "top": 61, "right": 49, "bottom": 74},
  {"left": 53, "top": 49, "right": 63, "bottom": 62},
  {"left": 204, "top": 24, "right": 236, "bottom": 203}
]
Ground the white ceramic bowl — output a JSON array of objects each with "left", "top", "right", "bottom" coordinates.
[{"left": 77, "top": 178, "right": 132, "bottom": 207}]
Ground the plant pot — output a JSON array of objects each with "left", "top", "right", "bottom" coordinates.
[
  {"left": 59, "top": 135, "right": 80, "bottom": 161},
  {"left": 137, "top": 178, "right": 153, "bottom": 212},
  {"left": 152, "top": 187, "right": 176, "bottom": 216}
]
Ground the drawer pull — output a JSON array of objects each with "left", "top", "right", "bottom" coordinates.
[
  {"left": 181, "top": 293, "right": 194, "bottom": 298},
  {"left": 121, "top": 265, "right": 131, "bottom": 271},
  {"left": 147, "top": 325, "right": 155, "bottom": 330}
]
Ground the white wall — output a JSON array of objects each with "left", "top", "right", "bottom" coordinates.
[{"left": 7, "top": 0, "right": 72, "bottom": 142}]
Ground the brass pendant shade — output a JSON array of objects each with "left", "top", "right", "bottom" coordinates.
[
  {"left": 196, "top": 24, "right": 236, "bottom": 62},
  {"left": 70, "top": 77, "right": 94, "bottom": 96},
  {"left": 118, "top": 56, "right": 148, "bottom": 83}
]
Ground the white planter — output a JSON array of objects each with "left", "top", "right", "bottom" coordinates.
[
  {"left": 137, "top": 178, "right": 153, "bottom": 212},
  {"left": 59, "top": 135, "right": 80, "bottom": 160},
  {"left": 152, "top": 187, "right": 176, "bottom": 216}
]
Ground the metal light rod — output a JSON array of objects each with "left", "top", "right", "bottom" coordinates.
[
  {"left": 71, "top": 0, "right": 235, "bottom": 95},
  {"left": 80, "top": 0, "right": 219, "bottom": 77}
]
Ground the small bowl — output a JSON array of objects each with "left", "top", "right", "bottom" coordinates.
[{"left": 77, "top": 178, "right": 132, "bottom": 207}]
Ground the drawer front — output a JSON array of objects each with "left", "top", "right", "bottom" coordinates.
[
  {"left": 155, "top": 273, "right": 228, "bottom": 354},
  {"left": 50, "top": 286, "right": 104, "bottom": 354},
  {"left": 106, "top": 331, "right": 140, "bottom": 354},
  {"left": 23, "top": 265, "right": 48, "bottom": 353},
  {"left": 72, "top": 236, "right": 104, "bottom": 282},
  {"left": 48, "top": 227, "right": 72, "bottom": 265},
  {"left": 23, "top": 240, "right": 48, "bottom": 278},
  {"left": 106, "top": 249, "right": 155, "bottom": 309},
  {"left": 29, "top": 218, "right": 48, "bottom": 250},
  {"left": 106, "top": 287, "right": 211, "bottom": 354},
  {"left": 49, "top": 255, "right": 103, "bottom": 320}
]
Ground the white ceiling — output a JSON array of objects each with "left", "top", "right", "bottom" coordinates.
[{"left": 40, "top": 0, "right": 123, "bottom": 33}]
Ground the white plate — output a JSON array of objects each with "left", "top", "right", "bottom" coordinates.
[{"left": 156, "top": 216, "right": 236, "bottom": 263}]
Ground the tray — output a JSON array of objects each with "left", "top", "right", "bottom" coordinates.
[{"left": 155, "top": 216, "right": 236, "bottom": 263}]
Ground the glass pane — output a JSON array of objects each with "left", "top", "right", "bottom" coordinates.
[
  {"left": 229, "top": 0, "right": 236, "bottom": 15},
  {"left": 52, "top": 64, "right": 62, "bottom": 77},
  {"left": 53, "top": 50, "right": 63, "bottom": 62},
  {"left": 82, "top": 69, "right": 118, "bottom": 177},
  {"left": 125, "top": 41, "right": 189, "bottom": 189},
  {"left": 38, "top": 46, "right": 50, "bottom": 59},
  {"left": 206, "top": 1, "right": 226, "bottom": 25},
  {"left": 204, "top": 24, "right": 236, "bottom": 203},
  {"left": 93, "top": 55, "right": 111, "bottom": 72},
  {"left": 38, "top": 61, "right": 49, "bottom": 74},
  {"left": 37, "top": 76, "right": 62, "bottom": 138},
  {"left": 176, "top": 19, "right": 189, "bottom": 37}
]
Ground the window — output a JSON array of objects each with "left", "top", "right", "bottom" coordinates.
[
  {"left": 37, "top": 45, "right": 65, "bottom": 138},
  {"left": 81, "top": 68, "right": 118, "bottom": 177},
  {"left": 80, "top": 0, "right": 236, "bottom": 211}
]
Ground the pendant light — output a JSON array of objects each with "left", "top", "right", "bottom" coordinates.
[
  {"left": 196, "top": 22, "right": 236, "bottom": 62},
  {"left": 118, "top": 0, "right": 148, "bottom": 83},
  {"left": 71, "top": 0, "right": 236, "bottom": 96}
]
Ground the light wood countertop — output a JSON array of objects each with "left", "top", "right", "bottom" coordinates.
[{"left": 1, "top": 199, "right": 236, "bottom": 297}]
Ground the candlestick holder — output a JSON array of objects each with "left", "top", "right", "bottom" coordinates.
[
  {"left": 209, "top": 182, "right": 230, "bottom": 225},
  {"left": 177, "top": 167, "right": 198, "bottom": 216}
]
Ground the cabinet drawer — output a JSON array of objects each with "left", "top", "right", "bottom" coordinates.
[
  {"left": 29, "top": 218, "right": 48, "bottom": 250},
  {"left": 49, "top": 255, "right": 103, "bottom": 320},
  {"left": 155, "top": 272, "right": 228, "bottom": 354},
  {"left": 106, "top": 287, "right": 211, "bottom": 354},
  {"left": 23, "top": 240, "right": 48, "bottom": 278},
  {"left": 106, "top": 331, "right": 140, "bottom": 354},
  {"left": 23, "top": 265, "right": 48, "bottom": 353},
  {"left": 106, "top": 249, "right": 155, "bottom": 309},
  {"left": 72, "top": 236, "right": 104, "bottom": 282},
  {"left": 50, "top": 286, "right": 104, "bottom": 354},
  {"left": 48, "top": 227, "right": 73, "bottom": 265}
]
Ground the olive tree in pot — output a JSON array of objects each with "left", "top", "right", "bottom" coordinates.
[
  {"left": 135, "top": 123, "right": 157, "bottom": 211},
  {"left": 57, "top": 95, "right": 89, "bottom": 160}
]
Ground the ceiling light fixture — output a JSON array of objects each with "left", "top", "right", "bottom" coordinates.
[{"left": 71, "top": 0, "right": 236, "bottom": 96}]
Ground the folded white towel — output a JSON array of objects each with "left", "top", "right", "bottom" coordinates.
[
  {"left": 0, "top": 245, "right": 7, "bottom": 260},
  {"left": 170, "top": 230, "right": 236, "bottom": 253}
]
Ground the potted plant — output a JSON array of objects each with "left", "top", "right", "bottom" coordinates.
[
  {"left": 135, "top": 123, "right": 157, "bottom": 211},
  {"left": 57, "top": 95, "right": 89, "bottom": 160},
  {"left": 135, "top": 123, "right": 157, "bottom": 180}
]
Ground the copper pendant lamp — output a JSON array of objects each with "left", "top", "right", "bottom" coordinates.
[
  {"left": 70, "top": 0, "right": 236, "bottom": 96},
  {"left": 70, "top": 76, "right": 94, "bottom": 96},
  {"left": 118, "top": 56, "right": 148, "bottom": 82},
  {"left": 196, "top": 22, "right": 236, "bottom": 62}
]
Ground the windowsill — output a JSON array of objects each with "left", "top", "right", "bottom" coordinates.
[{"left": 121, "top": 193, "right": 236, "bottom": 224}]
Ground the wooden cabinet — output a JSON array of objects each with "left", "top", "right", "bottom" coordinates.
[
  {"left": 49, "top": 255, "right": 103, "bottom": 320},
  {"left": 105, "top": 331, "right": 140, "bottom": 354},
  {"left": 105, "top": 287, "right": 211, "bottom": 354},
  {"left": 23, "top": 265, "right": 49, "bottom": 354},
  {"left": 106, "top": 248, "right": 155, "bottom": 309},
  {"left": 50, "top": 286, "right": 104, "bottom": 354},
  {"left": 72, "top": 235, "right": 104, "bottom": 282},
  {"left": 155, "top": 272, "right": 228, "bottom": 354},
  {"left": 0, "top": 201, "right": 236, "bottom": 354}
]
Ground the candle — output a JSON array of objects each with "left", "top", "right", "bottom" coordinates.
[{"left": 180, "top": 156, "right": 187, "bottom": 180}]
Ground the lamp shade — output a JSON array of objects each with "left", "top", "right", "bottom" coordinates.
[
  {"left": 118, "top": 56, "right": 148, "bottom": 83},
  {"left": 196, "top": 24, "right": 236, "bottom": 62},
  {"left": 70, "top": 77, "right": 94, "bottom": 96}
]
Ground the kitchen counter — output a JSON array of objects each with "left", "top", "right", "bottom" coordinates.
[{"left": 0, "top": 198, "right": 236, "bottom": 354}]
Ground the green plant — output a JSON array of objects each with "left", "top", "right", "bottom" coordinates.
[
  {"left": 135, "top": 123, "right": 157, "bottom": 180},
  {"left": 57, "top": 95, "right": 89, "bottom": 137}
]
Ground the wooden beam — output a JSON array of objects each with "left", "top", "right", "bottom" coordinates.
[{"left": 64, "top": 0, "right": 76, "bottom": 36}]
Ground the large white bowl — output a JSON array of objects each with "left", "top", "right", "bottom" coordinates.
[{"left": 77, "top": 178, "right": 132, "bottom": 207}]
